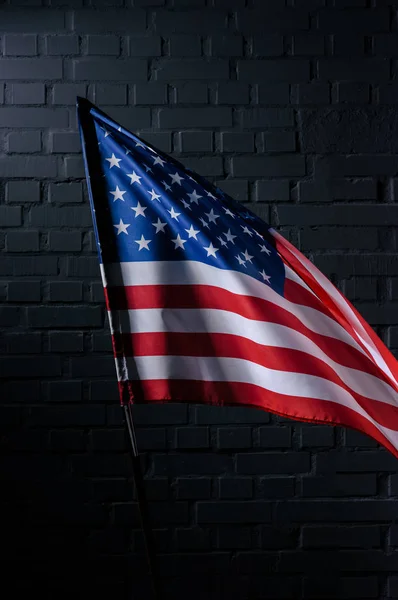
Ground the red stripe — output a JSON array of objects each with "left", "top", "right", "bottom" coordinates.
[
  {"left": 117, "top": 378, "right": 398, "bottom": 459},
  {"left": 273, "top": 231, "right": 398, "bottom": 389},
  {"left": 104, "top": 283, "right": 393, "bottom": 387},
  {"left": 284, "top": 278, "right": 331, "bottom": 318},
  {"left": 113, "top": 330, "right": 398, "bottom": 431}
]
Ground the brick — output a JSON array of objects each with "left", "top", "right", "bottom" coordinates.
[
  {"left": 197, "top": 501, "right": 272, "bottom": 524},
  {"left": 218, "top": 478, "right": 252, "bottom": 499},
  {"left": 154, "top": 9, "right": 227, "bottom": 33},
  {"left": 0, "top": 108, "right": 67, "bottom": 128},
  {"left": 134, "top": 83, "right": 167, "bottom": 105},
  {"left": 154, "top": 454, "right": 232, "bottom": 476},
  {"left": 300, "top": 227, "right": 378, "bottom": 251},
  {"left": 169, "top": 35, "right": 201, "bottom": 57},
  {"left": 72, "top": 9, "right": 146, "bottom": 32},
  {"left": 318, "top": 59, "right": 389, "bottom": 81},
  {"left": 86, "top": 35, "right": 120, "bottom": 56},
  {"left": 210, "top": 34, "right": 243, "bottom": 57},
  {"left": 0, "top": 307, "right": 20, "bottom": 327},
  {"left": 4, "top": 34, "right": 37, "bottom": 56},
  {"left": 173, "top": 83, "right": 207, "bottom": 104},
  {"left": 215, "top": 82, "right": 249, "bottom": 105},
  {"left": 264, "top": 131, "right": 296, "bottom": 152},
  {"left": 257, "top": 82, "right": 290, "bottom": 104},
  {"left": 72, "top": 58, "right": 147, "bottom": 80},
  {"left": 176, "top": 478, "right": 211, "bottom": 500},
  {"left": 216, "top": 179, "right": 248, "bottom": 202},
  {"left": 217, "top": 427, "right": 252, "bottom": 449},
  {"left": 10, "top": 83, "right": 45, "bottom": 105},
  {"left": 293, "top": 83, "right": 330, "bottom": 104},
  {"left": 51, "top": 430, "right": 86, "bottom": 452},
  {"left": 258, "top": 426, "right": 292, "bottom": 448},
  {"left": 276, "top": 500, "right": 398, "bottom": 522},
  {"left": 7, "top": 131, "right": 41, "bottom": 153},
  {"left": 0, "top": 206, "right": 21, "bottom": 226},
  {"left": 302, "top": 474, "right": 377, "bottom": 497},
  {"left": 176, "top": 427, "right": 209, "bottom": 449},
  {"left": 237, "top": 452, "right": 310, "bottom": 474},
  {"left": 293, "top": 34, "right": 324, "bottom": 56},
  {"left": 176, "top": 528, "right": 210, "bottom": 551},
  {"left": 52, "top": 84, "right": 87, "bottom": 105},
  {"left": 254, "top": 180, "right": 290, "bottom": 202},
  {"left": 46, "top": 35, "right": 79, "bottom": 55},
  {"left": 333, "top": 34, "right": 365, "bottom": 56},
  {"left": 1, "top": 9, "right": 65, "bottom": 31},
  {"left": 132, "top": 403, "right": 188, "bottom": 425},
  {"left": 6, "top": 231, "right": 39, "bottom": 252},
  {"left": 129, "top": 35, "right": 161, "bottom": 57},
  {"left": 300, "top": 425, "right": 334, "bottom": 447},
  {"left": 177, "top": 156, "right": 223, "bottom": 177},
  {"left": 236, "top": 9, "right": 308, "bottom": 32},
  {"left": 232, "top": 155, "right": 305, "bottom": 177},
  {"left": 177, "top": 131, "right": 213, "bottom": 153},
  {"left": 216, "top": 527, "right": 251, "bottom": 550},
  {"left": 304, "top": 576, "right": 378, "bottom": 598},
  {"left": 195, "top": 405, "right": 270, "bottom": 424},
  {"left": 276, "top": 205, "right": 398, "bottom": 226},
  {"left": 50, "top": 133, "right": 81, "bottom": 153},
  {"left": 302, "top": 525, "right": 381, "bottom": 549},
  {"left": 49, "top": 282, "right": 83, "bottom": 302},
  {"left": 252, "top": 34, "right": 283, "bottom": 57},
  {"left": 29, "top": 207, "right": 92, "bottom": 227},
  {"left": 67, "top": 257, "right": 100, "bottom": 277},
  {"left": 0, "top": 58, "right": 62, "bottom": 79},
  {"left": 159, "top": 107, "right": 232, "bottom": 128},
  {"left": 7, "top": 281, "right": 40, "bottom": 302},
  {"left": 240, "top": 108, "right": 294, "bottom": 128},
  {"left": 258, "top": 477, "right": 295, "bottom": 498},
  {"left": 0, "top": 357, "right": 61, "bottom": 378},
  {"left": 281, "top": 550, "right": 398, "bottom": 573},
  {"left": 220, "top": 132, "right": 254, "bottom": 153},
  {"left": 318, "top": 8, "right": 389, "bottom": 32},
  {"left": 337, "top": 82, "right": 370, "bottom": 103},
  {"left": 238, "top": 59, "right": 309, "bottom": 82},
  {"left": 48, "top": 332, "right": 84, "bottom": 353},
  {"left": 49, "top": 182, "right": 83, "bottom": 204},
  {"left": 136, "top": 429, "right": 166, "bottom": 451},
  {"left": 344, "top": 429, "right": 379, "bottom": 448},
  {"left": 27, "top": 307, "right": 103, "bottom": 328},
  {"left": 155, "top": 59, "right": 229, "bottom": 81},
  {"left": 94, "top": 84, "right": 127, "bottom": 105}
]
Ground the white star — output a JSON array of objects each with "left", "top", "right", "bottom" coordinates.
[
  {"left": 260, "top": 270, "right": 271, "bottom": 283},
  {"left": 131, "top": 201, "right": 147, "bottom": 218},
  {"left": 199, "top": 217, "right": 210, "bottom": 229},
  {"left": 242, "top": 225, "right": 253, "bottom": 237},
  {"left": 135, "top": 140, "right": 146, "bottom": 149},
  {"left": 224, "top": 229, "right": 237, "bottom": 244},
  {"left": 117, "top": 126, "right": 122, "bottom": 132},
  {"left": 223, "top": 207, "right": 235, "bottom": 218},
  {"left": 170, "top": 171, "right": 184, "bottom": 185},
  {"left": 102, "top": 127, "right": 111, "bottom": 138},
  {"left": 167, "top": 207, "right": 181, "bottom": 221},
  {"left": 259, "top": 244, "right": 271, "bottom": 256},
  {"left": 181, "top": 199, "right": 192, "bottom": 210},
  {"left": 242, "top": 249, "right": 253, "bottom": 263},
  {"left": 144, "top": 165, "right": 153, "bottom": 174},
  {"left": 206, "top": 191, "right": 216, "bottom": 199},
  {"left": 203, "top": 242, "right": 219, "bottom": 258},
  {"left": 185, "top": 225, "right": 200, "bottom": 239},
  {"left": 236, "top": 255, "right": 247, "bottom": 267},
  {"left": 161, "top": 180, "right": 172, "bottom": 191},
  {"left": 205, "top": 209, "right": 220, "bottom": 224},
  {"left": 171, "top": 234, "right": 187, "bottom": 249},
  {"left": 187, "top": 189, "right": 202, "bottom": 204},
  {"left": 152, "top": 218, "right": 167, "bottom": 234},
  {"left": 153, "top": 155, "right": 166, "bottom": 167},
  {"left": 113, "top": 219, "right": 130, "bottom": 236},
  {"left": 123, "top": 145, "right": 132, "bottom": 155},
  {"left": 135, "top": 235, "right": 151, "bottom": 251},
  {"left": 217, "top": 236, "right": 227, "bottom": 247},
  {"left": 254, "top": 230, "right": 263, "bottom": 239},
  {"left": 105, "top": 153, "right": 122, "bottom": 169},
  {"left": 147, "top": 189, "right": 161, "bottom": 202},
  {"left": 127, "top": 171, "right": 142, "bottom": 185},
  {"left": 110, "top": 186, "right": 126, "bottom": 202}
]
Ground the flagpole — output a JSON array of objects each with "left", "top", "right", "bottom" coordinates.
[{"left": 123, "top": 403, "right": 162, "bottom": 600}]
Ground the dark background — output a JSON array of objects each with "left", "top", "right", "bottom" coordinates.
[{"left": 1, "top": 1, "right": 398, "bottom": 599}]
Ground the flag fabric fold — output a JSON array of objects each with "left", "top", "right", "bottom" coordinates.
[{"left": 77, "top": 97, "right": 398, "bottom": 459}]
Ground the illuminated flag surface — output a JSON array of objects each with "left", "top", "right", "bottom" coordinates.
[{"left": 77, "top": 97, "right": 398, "bottom": 459}]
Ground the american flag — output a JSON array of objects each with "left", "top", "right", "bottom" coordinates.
[{"left": 77, "top": 97, "right": 398, "bottom": 459}]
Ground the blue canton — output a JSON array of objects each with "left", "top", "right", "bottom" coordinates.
[{"left": 85, "top": 106, "right": 285, "bottom": 296}]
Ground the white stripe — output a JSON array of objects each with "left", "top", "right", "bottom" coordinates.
[
  {"left": 110, "top": 306, "right": 398, "bottom": 406},
  {"left": 270, "top": 228, "right": 397, "bottom": 387},
  {"left": 100, "top": 260, "right": 368, "bottom": 358},
  {"left": 117, "top": 354, "right": 398, "bottom": 449}
]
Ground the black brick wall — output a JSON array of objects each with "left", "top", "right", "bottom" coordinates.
[{"left": 1, "top": 2, "right": 398, "bottom": 599}]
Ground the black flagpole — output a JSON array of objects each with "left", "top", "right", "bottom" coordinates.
[{"left": 123, "top": 403, "right": 161, "bottom": 600}]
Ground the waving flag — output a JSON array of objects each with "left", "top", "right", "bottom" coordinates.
[{"left": 77, "top": 97, "right": 398, "bottom": 459}]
